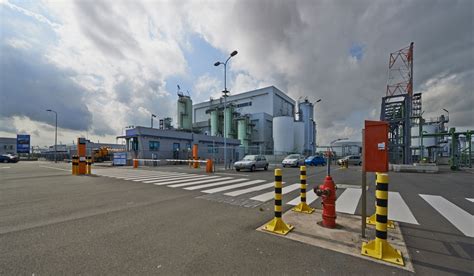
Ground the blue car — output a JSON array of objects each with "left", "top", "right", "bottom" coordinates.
[{"left": 305, "top": 156, "right": 326, "bottom": 166}]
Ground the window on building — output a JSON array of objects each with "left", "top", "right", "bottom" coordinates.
[
  {"left": 236, "top": 102, "right": 252, "bottom": 108},
  {"left": 149, "top": 141, "right": 160, "bottom": 151},
  {"left": 9, "top": 145, "right": 13, "bottom": 150},
  {"left": 207, "top": 144, "right": 218, "bottom": 153}
]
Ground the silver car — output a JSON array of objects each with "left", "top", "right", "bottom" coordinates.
[
  {"left": 282, "top": 154, "right": 305, "bottom": 167},
  {"left": 234, "top": 155, "right": 269, "bottom": 172},
  {"left": 337, "top": 155, "right": 362, "bottom": 166}
]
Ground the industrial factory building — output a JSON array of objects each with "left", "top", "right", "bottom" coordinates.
[
  {"left": 119, "top": 85, "right": 319, "bottom": 162},
  {"left": 193, "top": 86, "right": 317, "bottom": 155}
]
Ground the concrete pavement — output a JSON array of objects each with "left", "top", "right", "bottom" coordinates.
[{"left": 1, "top": 161, "right": 472, "bottom": 274}]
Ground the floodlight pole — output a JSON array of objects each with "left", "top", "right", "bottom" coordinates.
[
  {"left": 215, "top": 50, "right": 238, "bottom": 169},
  {"left": 46, "top": 109, "right": 58, "bottom": 163}
]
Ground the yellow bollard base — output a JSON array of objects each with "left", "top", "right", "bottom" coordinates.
[
  {"left": 263, "top": 217, "right": 294, "bottom": 235},
  {"left": 366, "top": 214, "right": 395, "bottom": 229},
  {"left": 361, "top": 239, "right": 405, "bottom": 266},
  {"left": 292, "top": 202, "right": 315, "bottom": 214}
]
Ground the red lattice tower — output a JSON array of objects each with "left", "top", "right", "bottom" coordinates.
[{"left": 386, "top": 42, "right": 413, "bottom": 96}]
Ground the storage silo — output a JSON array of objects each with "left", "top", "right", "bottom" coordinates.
[
  {"left": 273, "top": 116, "right": 294, "bottom": 153},
  {"left": 298, "top": 99, "right": 315, "bottom": 154},
  {"left": 177, "top": 94, "right": 193, "bottom": 130},
  {"left": 237, "top": 117, "right": 250, "bottom": 149},
  {"left": 294, "top": 121, "right": 305, "bottom": 154},
  {"left": 210, "top": 109, "right": 218, "bottom": 136},
  {"left": 224, "top": 106, "right": 234, "bottom": 138}
]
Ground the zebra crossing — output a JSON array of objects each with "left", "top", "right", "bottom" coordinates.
[{"left": 94, "top": 168, "right": 474, "bottom": 237}]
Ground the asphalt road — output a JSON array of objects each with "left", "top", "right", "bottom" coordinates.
[{"left": 1, "top": 161, "right": 472, "bottom": 275}]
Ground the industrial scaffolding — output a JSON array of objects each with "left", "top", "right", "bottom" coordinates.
[{"left": 380, "top": 42, "right": 415, "bottom": 164}]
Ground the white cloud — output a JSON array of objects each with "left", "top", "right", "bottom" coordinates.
[{"left": 1, "top": 0, "right": 472, "bottom": 147}]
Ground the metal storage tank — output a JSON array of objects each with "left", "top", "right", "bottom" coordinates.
[
  {"left": 422, "top": 125, "right": 437, "bottom": 147},
  {"left": 411, "top": 124, "right": 437, "bottom": 147},
  {"left": 273, "top": 116, "right": 294, "bottom": 153},
  {"left": 298, "top": 100, "right": 315, "bottom": 153},
  {"left": 294, "top": 121, "right": 305, "bottom": 154},
  {"left": 224, "top": 106, "right": 234, "bottom": 138},
  {"left": 237, "top": 117, "right": 250, "bottom": 149},
  {"left": 177, "top": 95, "right": 193, "bottom": 130},
  {"left": 210, "top": 110, "right": 218, "bottom": 136}
]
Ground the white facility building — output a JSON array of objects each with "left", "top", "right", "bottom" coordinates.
[{"left": 192, "top": 86, "right": 318, "bottom": 155}]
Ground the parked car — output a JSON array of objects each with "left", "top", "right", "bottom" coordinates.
[
  {"left": 305, "top": 155, "right": 326, "bottom": 166},
  {"left": 337, "top": 155, "right": 362, "bottom": 166},
  {"left": 234, "top": 155, "right": 269, "bottom": 172},
  {"left": 282, "top": 154, "right": 305, "bottom": 167},
  {"left": 0, "top": 154, "right": 19, "bottom": 163}
]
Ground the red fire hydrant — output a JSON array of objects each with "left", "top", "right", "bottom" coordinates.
[{"left": 314, "top": 175, "right": 337, "bottom": 228}]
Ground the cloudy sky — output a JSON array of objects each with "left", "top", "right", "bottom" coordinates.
[{"left": 0, "top": 0, "right": 472, "bottom": 147}]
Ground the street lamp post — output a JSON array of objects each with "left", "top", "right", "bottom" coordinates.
[
  {"left": 46, "top": 109, "right": 58, "bottom": 163},
  {"left": 151, "top": 114, "right": 157, "bottom": 128},
  {"left": 214, "top": 50, "right": 238, "bottom": 169}
]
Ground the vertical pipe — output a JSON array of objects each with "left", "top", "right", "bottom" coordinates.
[
  {"left": 223, "top": 63, "right": 227, "bottom": 168},
  {"left": 361, "top": 129, "right": 366, "bottom": 238},
  {"left": 54, "top": 112, "right": 57, "bottom": 163}
]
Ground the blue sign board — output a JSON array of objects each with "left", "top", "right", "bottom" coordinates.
[
  {"left": 16, "top": 134, "right": 30, "bottom": 153},
  {"left": 113, "top": 152, "right": 127, "bottom": 166}
]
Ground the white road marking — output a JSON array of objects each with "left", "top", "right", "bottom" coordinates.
[
  {"left": 97, "top": 172, "right": 162, "bottom": 178},
  {"left": 335, "top": 188, "right": 362, "bottom": 214},
  {"left": 115, "top": 172, "right": 179, "bottom": 179},
  {"left": 184, "top": 179, "right": 249, "bottom": 190},
  {"left": 224, "top": 182, "right": 277, "bottom": 197},
  {"left": 337, "top": 184, "right": 368, "bottom": 190},
  {"left": 466, "top": 198, "right": 474, "bottom": 203},
  {"left": 287, "top": 190, "right": 319, "bottom": 206},
  {"left": 124, "top": 173, "right": 187, "bottom": 180},
  {"left": 420, "top": 194, "right": 474, "bottom": 237},
  {"left": 201, "top": 180, "right": 266, "bottom": 194},
  {"left": 250, "top": 184, "right": 300, "bottom": 202},
  {"left": 0, "top": 166, "right": 11, "bottom": 169},
  {"left": 39, "top": 165, "right": 70, "bottom": 172},
  {"left": 168, "top": 177, "right": 233, "bottom": 188},
  {"left": 132, "top": 174, "right": 196, "bottom": 182},
  {"left": 215, "top": 172, "right": 249, "bottom": 177},
  {"left": 144, "top": 174, "right": 209, "bottom": 184},
  {"left": 152, "top": 176, "right": 220, "bottom": 186},
  {"left": 388, "top": 192, "right": 419, "bottom": 224}
]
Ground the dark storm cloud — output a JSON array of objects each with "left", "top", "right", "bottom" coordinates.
[
  {"left": 74, "top": 0, "right": 140, "bottom": 59},
  {"left": 223, "top": 0, "right": 473, "bottom": 133},
  {"left": 0, "top": 44, "right": 93, "bottom": 131}
]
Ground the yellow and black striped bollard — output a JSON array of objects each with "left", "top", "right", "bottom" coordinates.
[
  {"left": 361, "top": 173, "right": 404, "bottom": 266},
  {"left": 86, "top": 156, "right": 92, "bottom": 175},
  {"left": 263, "top": 169, "right": 294, "bottom": 235},
  {"left": 367, "top": 173, "right": 394, "bottom": 229},
  {"left": 72, "top": 155, "right": 78, "bottom": 175},
  {"left": 292, "top": 166, "right": 315, "bottom": 213}
]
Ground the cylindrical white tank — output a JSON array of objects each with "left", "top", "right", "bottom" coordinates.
[
  {"left": 210, "top": 110, "right": 218, "bottom": 136},
  {"left": 294, "top": 122, "right": 305, "bottom": 154},
  {"left": 273, "top": 116, "right": 294, "bottom": 153},
  {"left": 411, "top": 124, "right": 437, "bottom": 147},
  {"left": 423, "top": 125, "right": 437, "bottom": 147}
]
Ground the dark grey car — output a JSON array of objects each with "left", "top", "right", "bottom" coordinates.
[{"left": 234, "top": 155, "right": 269, "bottom": 172}]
